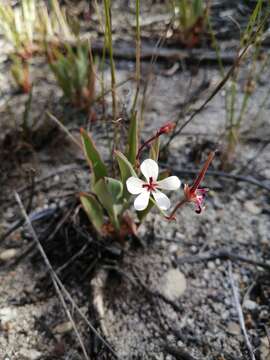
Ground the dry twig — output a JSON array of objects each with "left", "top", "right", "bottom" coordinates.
[
  {"left": 15, "top": 192, "right": 90, "bottom": 360},
  {"left": 14, "top": 192, "right": 118, "bottom": 359},
  {"left": 228, "top": 261, "right": 256, "bottom": 360},
  {"left": 164, "top": 344, "right": 197, "bottom": 360},
  {"left": 168, "top": 167, "right": 270, "bottom": 193},
  {"left": 178, "top": 248, "right": 270, "bottom": 272}
]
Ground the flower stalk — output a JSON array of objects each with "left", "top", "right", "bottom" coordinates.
[
  {"left": 166, "top": 150, "right": 216, "bottom": 220},
  {"left": 136, "top": 122, "right": 175, "bottom": 161}
]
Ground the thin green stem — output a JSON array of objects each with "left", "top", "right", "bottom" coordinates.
[
  {"left": 103, "top": 0, "right": 117, "bottom": 124},
  {"left": 131, "top": 0, "right": 141, "bottom": 114}
]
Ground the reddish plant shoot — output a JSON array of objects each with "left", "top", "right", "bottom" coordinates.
[
  {"left": 167, "top": 150, "right": 216, "bottom": 220},
  {"left": 136, "top": 121, "right": 175, "bottom": 161}
]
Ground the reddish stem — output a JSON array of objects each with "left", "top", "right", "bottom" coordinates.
[
  {"left": 190, "top": 150, "right": 216, "bottom": 193},
  {"left": 165, "top": 198, "right": 187, "bottom": 221},
  {"left": 136, "top": 134, "right": 157, "bottom": 161}
]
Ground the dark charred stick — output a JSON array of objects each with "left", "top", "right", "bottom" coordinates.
[
  {"left": 91, "top": 41, "right": 238, "bottom": 65},
  {"left": 177, "top": 249, "right": 270, "bottom": 272},
  {"left": 165, "top": 167, "right": 270, "bottom": 193},
  {"left": 46, "top": 205, "right": 76, "bottom": 244},
  {"left": 26, "top": 169, "right": 36, "bottom": 214},
  {"left": 164, "top": 344, "right": 198, "bottom": 360},
  {"left": 55, "top": 244, "right": 88, "bottom": 275}
]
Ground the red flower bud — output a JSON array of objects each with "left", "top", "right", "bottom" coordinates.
[{"left": 158, "top": 122, "right": 176, "bottom": 135}]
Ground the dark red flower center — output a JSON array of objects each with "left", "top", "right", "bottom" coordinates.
[{"left": 142, "top": 177, "right": 157, "bottom": 192}]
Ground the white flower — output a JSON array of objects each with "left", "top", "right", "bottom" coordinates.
[{"left": 126, "top": 159, "right": 181, "bottom": 211}]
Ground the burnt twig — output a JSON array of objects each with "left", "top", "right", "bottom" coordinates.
[
  {"left": 164, "top": 344, "right": 198, "bottom": 360},
  {"left": 177, "top": 249, "right": 270, "bottom": 272},
  {"left": 168, "top": 167, "right": 270, "bottom": 192},
  {"left": 91, "top": 40, "right": 238, "bottom": 65}
]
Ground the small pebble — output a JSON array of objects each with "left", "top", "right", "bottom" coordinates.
[
  {"left": 227, "top": 321, "right": 241, "bottom": 335},
  {"left": 0, "top": 248, "right": 18, "bottom": 261},
  {"left": 243, "top": 299, "right": 257, "bottom": 311},
  {"left": 207, "top": 261, "right": 216, "bottom": 270},
  {"left": 244, "top": 200, "right": 262, "bottom": 215},
  {"left": 19, "top": 349, "right": 42, "bottom": 360},
  {"left": 158, "top": 269, "right": 186, "bottom": 301},
  {"left": 169, "top": 244, "right": 178, "bottom": 253},
  {"left": 54, "top": 175, "right": 60, "bottom": 182},
  {"left": 176, "top": 232, "right": 185, "bottom": 240},
  {"left": 221, "top": 310, "right": 229, "bottom": 320},
  {"left": 53, "top": 321, "right": 73, "bottom": 334},
  {"left": 0, "top": 307, "right": 17, "bottom": 325}
]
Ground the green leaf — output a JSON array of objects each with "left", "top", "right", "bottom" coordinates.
[
  {"left": 114, "top": 150, "right": 137, "bottom": 199},
  {"left": 94, "top": 177, "right": 123, "bottom": 230},
  {"left": 80, "top": 192, "right": 104, "bottom": 234},
  {"left": 126, "top": 110, "right": 138, "bottom": 166},
  {"left": 241, "top": 0, "right": 263, "bottom": 46},
  {"left": 193, "top": 0, "right": 203, "bottom": 18},
  {"left": 149, "top": 137, "right": 160, "bottom": 161},
  {"left": 80, "top": 128, "right": 108, "bottom": 184}
]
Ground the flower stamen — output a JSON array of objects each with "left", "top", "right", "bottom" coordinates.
[{"left": 142, "top": 176, "right": 158, "bottom": 192}]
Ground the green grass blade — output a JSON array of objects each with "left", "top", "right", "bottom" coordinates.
[
  {"left": 126, "top": 110, "right": 138, "bottom": 166},
  {"left": 149, "top": 137, "right": 160, "bottom": 161}
]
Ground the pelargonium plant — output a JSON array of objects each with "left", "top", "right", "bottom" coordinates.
[{"left": 80, "top": 115, "right": 215, "bottom": 241}]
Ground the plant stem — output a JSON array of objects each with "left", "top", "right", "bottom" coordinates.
[
  {"left": 136, "top": 134, "right": 157, "bottom": 161},
  {"left": 103, "top": 0, "right": 117, "bottom": 129},
  {"left": 166, "top": 198, "right": 187, "bottom": 221},
  {"left": 131, "top": 0, "right": 141, "bottom": 114}
]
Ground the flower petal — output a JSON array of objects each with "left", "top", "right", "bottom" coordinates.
[
  {"left": 140, "top": 159, "right": 159, "bottom": 181},
  {"left": 152, "top": 190, "right": 171, "bottom": 210},
  {"left": 126, "top": 177, "right": 145, "bottom": 195},
  {"left": 157, "top": 176, "right": 181, "bottom": 191},
  {"left": 134, "top": 191, "right": 150, "bottom": 211}
]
